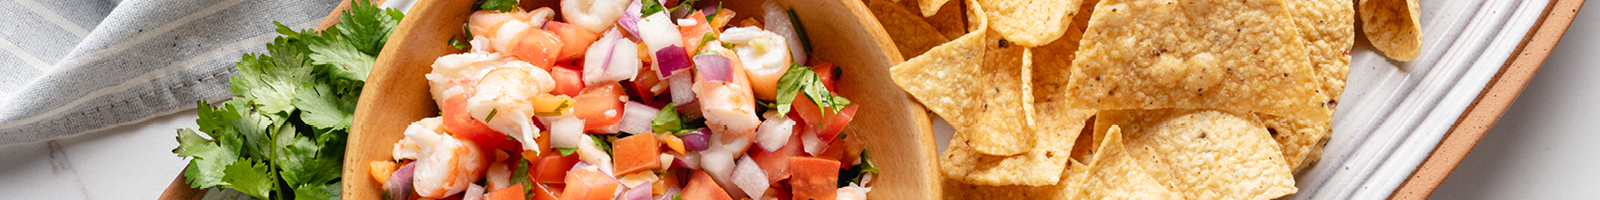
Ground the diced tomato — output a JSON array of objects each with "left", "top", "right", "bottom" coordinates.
[
  {"left": 816, "top": 104, "right": 859, "bottom": 141},
  {"left": 531, "top": 182, "right": 560, "bottom": 200},
  {"left": 770, "top": 186, "right": 793, "bottom": 200},
  {"left": 627, "top": 66, "right": 664, "bottom": 103},
  {"left": 611, "top": 133, "right": 662, "bottom": 175},
  {"left": 550, "top": 64, "right": 585, "bottom": 97},
  {"left": 788, "top": 157, "right": 841, "bottom": 200},
  {"left": 791, "top": 95, "right": 825, "bottom": 126},
  {"left": 811, "top": 62, "right": 838, "bottom": 91},
  {"left": 680, "top": 12, "right": 716, "bottom": 54},
  {"left": 683, "top": 171, "right": 734, "bottom": 200},
  {"left": 572, "top": 82, "right": 628, "bottom": 131},
  {"left": 818, "top": 135, "right": 850, "bottom": 169},
  {"left": 751, "top": 133, "right": 804, "bottom": 184},
  {"left": 533, "top": 153, "right": 581, "bottom": 183},
  {"left": 513, "top": 29, "right": 564, "bottom": 70},
  {"left": 441, "top": 95, "right": 519, "bottom": 151},
  {"left": 547, "top": 22, "right": 600, "bottom": 62},
  {"left": 484, "top": 183, "right": 526, "bottom": 200},
  {"left": 560, "top": 168, "right": 619, "bottom": 200}
]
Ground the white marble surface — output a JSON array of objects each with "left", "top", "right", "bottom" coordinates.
[{"left": 0, "top": 111, "right": 194, "bottom": 199}]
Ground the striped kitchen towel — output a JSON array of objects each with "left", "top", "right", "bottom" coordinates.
[{"left": 0, "top": 0, "right": 343, "bottom": 145}]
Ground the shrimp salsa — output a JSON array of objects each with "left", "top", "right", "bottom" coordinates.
[{"left": 370, "top": 0, "right": 877, "bottom": 200}]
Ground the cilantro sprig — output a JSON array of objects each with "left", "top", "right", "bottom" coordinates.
[
  {"left": 475, "top": 0, "right": 520, "bottom": 12},
  {"left": 774, "top": 63, "right": 852, "bottom": 117},
  {"left": 172, "top": 1, "right": 401, "bottom": 199}
]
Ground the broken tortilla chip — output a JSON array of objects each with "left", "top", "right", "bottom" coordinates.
[
  {"left": 1359, "top": 0, "right": 1422, "bottom": 61},
  {"left": 893, "top": 4, "right": 1038, "bottom": 156},
  {"left": 869, "top": 0, "right": 952, "bottom": 59},
  {"left": 1290, "top": 0, "right": 1356, "bottom": 114},
  {"left": 1259, "top": 113, "right": 1331, "bottom": 173},
  {"left": 977, "top": 0, "right": 1082, "bottom": 47},
  {"left": 1070, "top": 125, "right": 1183, "bottom": 199},
  {"left": 1095, "top": 109, "right": 1298, "bottom": 200},
  {"left": 902, "top": 0, "right": 970, "bottom": 39},
  {"left": 940, "top": 160, "right": 1090, "bottom": 199},
  {"left": 1066, "top": 0, "right": 1330, "bottom": 122},
  {"left": 939, "top": 107, "right": 1092, "bottom": 185},
  {"left": 919, "top": 0, "right": 955, "bottom": 17}
]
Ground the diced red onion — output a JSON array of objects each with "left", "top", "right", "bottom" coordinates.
[
  {"left": 583, "top": 30, "right": 619, "bottom": 85},
  {"left": 680, "top": 129, "right": 711, "bottom": 151},
  {"left": 550, "top": 116, "right": 586, "bottom": 148},
  {"left": 619, "top": 0, "right": 643, "bottom": 36},
  {"left": 692, "top": 54, "right": 733, "bottom": 82},
  {"left": 585, "top": 30, "right": 643, "bottom": 86},
  {"left": 732, "top": 154, "right": 769, "bottom": 198},
  {"left": 384, "top": 162, "right": 415, "bottom": 200},
  {"left": 677, "top": 151, "right": 702, "bottom": 170},
  {"left": 608, "top": 39, "right": 642, "bottom": 80},
  {"left": 755, "top": 115, "right": 796, "bottom": 152},
  {"left": 618, "top": 101, "right": 659, "bottom": 134},
  {"left": 654, "top": 45, "right": 694, "bottom": 78},
  {"left": 699, "top": 150, "right": 741, "bottom": 198},
  {"left": 653, "top": 186, "right": 682, "bottom": 200},
  {"left": 624, "top": 180, "right": 653, "bottom": 200},
  {"left": 668, "top": 74, "right": 696, "bottom": 105},
  {"left": 639, "top": 12, "right": 684, "bottom": 76},
  {"left": 762, "top": 1, "right": 807, "bottom": 65}
]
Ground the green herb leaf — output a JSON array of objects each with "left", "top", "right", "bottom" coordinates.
[
  {"left": 773, "top": 63, "right": 851, "bottom": 116},
  {"left": 786, "top": 9, "right": 813, "bottom": 52},
  {"left": 641, "top": 0, "right": 668, "bottom": 17},
  {"left": 222, "top": 158, "right": 276, "bottom": 199},
  {"left": 450, "top": 37, "right": 470, "bottom": 50},
  {"left": 485, "top": 108, "right": 499, "bottom": 122},
  {"left": 593, "top": 135, "right": 615, "bottom": 155},
  {"left": 707, "top": 2, "right": 723, "bottom": 22},
  {"left": 695, "top": 33, "right": 717, "bottom": 53},
  {"left": 477, "top": 0, "right": 521, "bottom": 12},
  {"left": 511, "top": 156, "right": 535, "bottom": 194},
  {"left": 557, "top": 148, "right": 578, "bottom": 156},
  {"left": 653, "top": 104, "right": 684, "bottom": 133},
  {"left": 670, "top": 0, "right": 701, "bottom": 14}
]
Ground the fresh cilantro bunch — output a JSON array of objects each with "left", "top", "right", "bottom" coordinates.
[{"left": 172, "top": 1, "right": 402, "bottom": 199}]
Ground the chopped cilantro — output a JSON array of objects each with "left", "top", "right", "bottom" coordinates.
[
  {"left": 641, "top": 0, "right": 668, "bottom": 17},
  {"left": 653, "top": 104, "right": 685, "bottom": 133},
  {"left": 838, "top": 149, "right": 878, "bottom": 187},
  {"left": 171, "top": 1, "right": 401, "bottom": 199},
  {"left": 511, "top": 156, "right": 535, "bottom": 194},
  {"left": 485, "top": 108, "right": 499, "bottom": 122},
  {"left": 695, "top": 33, "right": 717, "bottom": 53},
  {"left": 557, "top": 148, "right": 578, "bottom": 156},
  {"left": 774, "top": 63, "right": 852, "bottom": 117},
  {"left": 450, "top": 37, "right": 469, "bottom": 50},
  {"left": 707, "top": 2, "right": 723, "bottom": 22},
  {"left": 475, "top": 0, "right": 520, "bottom": 12},
  {"left": 671, "top": 0, "right": 701, "bottom": 14}
]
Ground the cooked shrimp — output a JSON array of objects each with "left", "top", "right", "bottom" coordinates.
[
  {"left": 402, "top": 117, "right": 488, "bottom": 199},
  {"left": 466, "top": 61, "right": 556, "bottom": 151},
  {"left": 468, "top": 8, "right": 556, "bottom": 55},
  {"left": 425, "top": 50, "right": 502, "bottom": 107},
  {"left": 561, "top": 0, "right": 628, "bottom": 33},
  {"left": 719, "top": 27, "right": 793, "bottom": 101},
  {"left": 693, "top": 45, "right": 762, "bottom": 137}
]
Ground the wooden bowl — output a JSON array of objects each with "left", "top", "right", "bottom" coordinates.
[{"left": 342, "top": 0, "right": 940, "bottom": 199}]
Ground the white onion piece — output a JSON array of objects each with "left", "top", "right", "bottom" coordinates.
[
  {"left": 801, "top": 128, "right": 826, "bottom": 156},
  {"left": 618, "top": 101, "right": 660, "bottom": 134},
  {"left": 607, "top": 39, "right": 642, "bottom": 80},
  {"left": 668, "top": 74, "right": 696, "bottom": 105},
  {"left": 617, "top": 171, "right": 660, "bottom": 188},
  {"left": 732, "top": 154, "right": 769, "bottom": 198},
  {"left": 638, "top": 12, "right": 685, "bottom": 77},
  {"left": 485, "top": 161, "right": 511, "bottom": 191},
  {"left": 619, "top": 0, "right": 644, "bottom": 37},
  {"left": 583, "top": 29, "right": 621, "bottom": 85},
  {"left": 463, "top": 183, "right": 485, "bottom": 200},
  {"left": 550, "top": 117, "right": 585, "bottom": 148},
  {"left": 762, "top": 1, "right": 806, "bottom": 65},
  {"left": 680, "top": 151, "right": 703, "bottom": 170},
  {"left": 755, "top": 112, "right": 796, "bottom": 152},
  {"left": 700, "top": 151, "right": 742, "bottom": 199},
  {"left": 659, "top": 153, "right": 676, "bottom": 170},
  {"left": 578, "top": 135, "right": 617, "bottom": 175}
]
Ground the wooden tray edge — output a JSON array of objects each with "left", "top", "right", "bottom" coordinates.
[{"left": 1388, "top": 0, "right": 1587, "bottom": 199}]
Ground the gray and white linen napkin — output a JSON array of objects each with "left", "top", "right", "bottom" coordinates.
[{"left": 0, "top": 0, "right": 342, "bottom": 145}]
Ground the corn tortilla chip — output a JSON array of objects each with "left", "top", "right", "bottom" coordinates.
[
  {"left": 869, "top": 0, "right": 952, "bottom": 59},
  {"left": 1259, "top": 113, "right": 1330, "bottom": 173},
  {"left": 1066, "top": 0, "right": 1330, "bottom": 122},
  {"left": 939, "top": 160, "right": 1090, "bottom": 199},
  {"left": 919, "top": 0, "right": 954, "bottom": 17},
  {"left": 901, "top": 0, "right": 969, "bottom": 39},
  {"left": 977, "top": 0, "right": 1081, "bottom": 47},
  {"left": 1070, "top": 125, "right": 1184, "bottom": 199},
  {"left": 1290, "top": 0, "right": 1356, "bottom": 114},
  {"left": 1095, "top": 109, "right": 1298, "bottom": 199},
  {"left": 938, "top": 106, "right": 1092, "bottom": 185},
  {"left": 893, "top": 5, "right": 1038, "bottom": 156},
  {"left": 1359, "top": 0, "right": 1422, "bottom": 61}
]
